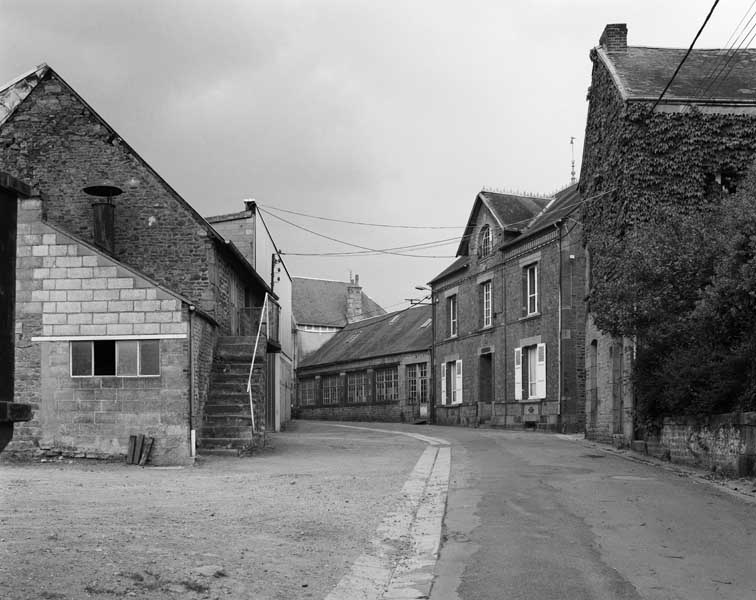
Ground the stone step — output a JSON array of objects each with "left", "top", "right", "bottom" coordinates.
[
  {"left": 210, "top": 363, "right": 250, "bottom": 376},
  {"left": 208, "top": 382, "right": 249, "bottom": 394},
  {"left": 204, "top": 401, "right": 249, "bottom": 414},
  {"left": 202, "top": 415, "right": 254, "bottom": 427},
  {"left": 199, "top": 426, "right": 256, "bottom": 440},
  {"left": 197, "top": 437, "right": 255, "bottom": 450}
]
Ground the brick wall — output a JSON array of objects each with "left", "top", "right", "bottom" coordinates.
[
  {"left": 432, "top": 223, "right": 585, "bottom": 432},
  {"left": 8, "top": 196, "right": 194, "bottom": 464}
]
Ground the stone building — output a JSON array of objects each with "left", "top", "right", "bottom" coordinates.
[
  {"left": 430, "top": 184, "right": 585, "bottom": 432},
  {"left": 292, "top": 274, "right": 384, "bottom": 365},
  {"left": 580, "top": 24, "right": 756, "bottom": 444},
  {"left": 207, "top": 200, "right": 293, "bottom": 432},
  {"left": 296, "top": 305, "right": 432, "bottom": 422},
  {"left": 0, "top": 64, "right": 279, "bottom": 463}
]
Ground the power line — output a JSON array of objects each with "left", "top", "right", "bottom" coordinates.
[
  {"left": 258, "top": 202, "right": 464, "bottom": 230},
  {"left": 651, "top": 0, "right": 721, "bottom": 112},
  {"left": 259, "top": 207, "right": 459, "bottom": 258}
]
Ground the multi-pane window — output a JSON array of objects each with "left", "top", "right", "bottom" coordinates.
[
  {"left": 406, "top": 362, "right": 428, "bottom": 404},
  {"left": 481, "top": 280, "right": 492, "bottom": 328},
  {"left": 375, "top": 367, "right": 399, "bottom": 402},
  {"left": 300, "top": 379, "right": 316, "bottom": 406},
  {"left": 448, "top": 295, "right": 458, "bottom": 337},
  {"left": 347, "top": 371, "right": 367, "bottom": 403},
  {"left": 523, "top": 263, "right": 538, "bottom": 316},
  {"left": 479, "top": 225, "right": 492, "bottom": 257},
  {"left": 70, "top": 340, "right": 159, "bottom": 377},
  {"left": 321, "top": 375, "right": 342, "bottom": 405}
]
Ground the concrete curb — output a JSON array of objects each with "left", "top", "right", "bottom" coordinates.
[{"left": 324, "top": 425, "right": 451, "bottom": 600}]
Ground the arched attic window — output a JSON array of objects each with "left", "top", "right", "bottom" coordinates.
[{"left": 479, "top": 225, "right": 492, "bottom": 258}]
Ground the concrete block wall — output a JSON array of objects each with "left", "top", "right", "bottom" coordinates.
[{"left": 9, "top": 197, "right": 193, "bottom": 463}]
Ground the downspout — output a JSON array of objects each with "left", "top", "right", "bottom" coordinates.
[
  {"left": 430, "top": 289, "right": 436, "bottom": 423},
  {"left": 556, "top": 223, "right": 563, "bottom": 423},
  {"left": 188, "top": 304, "right": 196, "bottom": 458},
  {"left": 500, "top": 255, "right": 507, "bottom": 426}
]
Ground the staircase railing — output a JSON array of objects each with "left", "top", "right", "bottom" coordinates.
[{"left": 246, "top": 293, "right": 270, "bottom": 433}]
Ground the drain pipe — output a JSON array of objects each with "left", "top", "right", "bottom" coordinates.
[{"left": 188, "top": 304, "right": 196, "bottom": 458}]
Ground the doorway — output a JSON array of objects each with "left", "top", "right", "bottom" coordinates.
[{"left": 479, "top": 352, "right": 493, "bottom": 404}]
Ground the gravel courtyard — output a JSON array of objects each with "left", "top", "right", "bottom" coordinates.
[{"left": 0, "top": 422, "right": 425, "bottom": 600}]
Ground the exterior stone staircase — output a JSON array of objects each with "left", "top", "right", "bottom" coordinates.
[{"left": 198, "top": 336, "right": 263, "bottom": 452}]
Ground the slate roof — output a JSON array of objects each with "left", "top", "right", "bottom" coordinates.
[
  {"left": 456, "top": 192, "right": 548, "bottom": 256},
  {"left": 299, "top": 304, "right": 432, "bottom": 369},
  {"left": 514, "top": 183, "right": 581, "bottom": 240},
  {"left": 292, "top": 277, "right": 385, "bottom": 327},
  {"left": 599, "top": 46, "right": 756, "bottom": 105},
  {"left": 428, "top": 256, "right": 468, "bottom": 285}
]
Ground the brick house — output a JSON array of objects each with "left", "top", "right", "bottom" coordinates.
[
  {"left": 0, "top": 64, "right": 280, "bottom": 463},
  {"left": 296, "top": 305, "right": 432, "bottom": 422},
  {"left": 430, "top": 184, "right": 585, "bottom": 431},
  {"left": 580, "top": 24, "right": 756, "bottom": 444},
  {"left": 206, "top": 200, "right": 293, "bottom": 432},
  {"left": 292, "top": 274, "right": 385, "bottom": 365}
]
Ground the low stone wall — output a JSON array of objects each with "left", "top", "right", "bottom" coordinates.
[
  {"left": 296, "top": 402, "right": 420, "bottom": 423},
  {"left": 635, "top": 412, "right": 756, "bottom": 477}
]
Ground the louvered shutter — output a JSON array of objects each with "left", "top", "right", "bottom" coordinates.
[
  {"left": 440, "top": 362, "right": 446, "bottom": 406},
  {"left": 455, "top": 360, "right": 463, "bottom": 405},
  {"left": 535, "top": 343, "right": 546, "bottom": 399},
  {"left": 514, "top": 347, "right": 522, "bottom": 400}
]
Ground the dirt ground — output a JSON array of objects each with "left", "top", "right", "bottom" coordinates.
[{"left": 0, "top": 422, "right": 426, "bottom": 600}]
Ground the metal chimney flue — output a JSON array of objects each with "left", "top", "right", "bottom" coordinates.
[{"left": 83, "top": 184, "right": 122, "bottom": 254}]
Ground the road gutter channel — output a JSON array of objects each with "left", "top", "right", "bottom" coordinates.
[{"left": 324, "top": 425, "right": 451, "bottom": 600}]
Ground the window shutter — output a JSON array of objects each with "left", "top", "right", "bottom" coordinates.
[
  {"left": 521, "top": 268, "right": 528, "bottom": 317},
  {"left": 514, "top": 347, "right": 522, "bottom": 400},
  {"left": 455, "top": 360, "right": 463, "bottom": 405},
  {"left": 440, "top": 362, "right": 447, "bottom": 406},
  {"left": 536, "top": 343, "right": 546, "bottom": 399}
]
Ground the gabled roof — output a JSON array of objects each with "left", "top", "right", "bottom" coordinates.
[
  {"left": 0, "top": 63, "right": 273, "bottom": 297},
  {"left": 428, "top": 256, "right": 468, "bottom": 286},
  {"left": 597, "top": 46, "right": 756, "bottom": 106},
  {"left": 292, "top": 277, "right": 385, "bottom": 327},
  {"left": 299, "top": 305, "right": 432, "bottom": 369},
  {"left": 514, "top": 183, "right": 581, "bottom": 240},
  {"left": 457, "top": 191, "right": 548, "bottom": 256}
]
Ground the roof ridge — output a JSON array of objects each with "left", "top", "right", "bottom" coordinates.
[{"left": 481, "top": 186, "right": 554, "bottom": 200}]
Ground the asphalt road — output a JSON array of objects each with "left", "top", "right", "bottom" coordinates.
[{"left": 428, "top": 427, "right": 756, "bottom": 600}]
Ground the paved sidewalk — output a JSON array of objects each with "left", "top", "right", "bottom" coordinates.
[{"left": 0, "top": 421, "right": 431, "bottom": 600}]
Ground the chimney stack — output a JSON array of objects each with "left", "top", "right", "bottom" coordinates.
[
  {"left": 346, "top": 273, "right": 363, "bottom": 323},
  {"left": 599, "top": 23, "right": 627, "bottom": 53}
]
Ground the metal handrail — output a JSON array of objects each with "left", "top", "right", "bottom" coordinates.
[{"left": 246, "top": 293, "right": 269, "bottom": 433}]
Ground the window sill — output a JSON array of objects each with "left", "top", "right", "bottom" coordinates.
[
  {"left": 479, "top": 324, "right": 493, "bottom": 331},
  {"left": 445, "top": 334, "right": 459, "bottom": 340},
  {"left": 519, "top": 312, "right": 541, "bottom": 322}
]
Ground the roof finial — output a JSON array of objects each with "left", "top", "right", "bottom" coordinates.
[{"left": 570, "top": 136, "right": 577, "bottom": 184}]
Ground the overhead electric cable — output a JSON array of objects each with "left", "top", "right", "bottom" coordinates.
[
  {"left": 651, "top": 0, "right": 721, "bottom": 112},
  {"left": 258, "top": 207, "right": 460, "bottom": 258},
  {"left": 258, "top": 203, "right": 464, "bottom": 230}
]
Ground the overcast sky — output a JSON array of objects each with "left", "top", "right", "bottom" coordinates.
[{"left": 0, "top": 1, "right": 748, "bottom": 310}]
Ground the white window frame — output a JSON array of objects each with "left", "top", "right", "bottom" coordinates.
[
  {"left": 440, "top": 362, "right": 447, "bottom": 406},
  {"left": 453, "top": 360, "right": 463, "bottom": 405},
  {"left": 70, "top": 339, "right": 160, "bottom": 378},
  {"left": 479, "top": 225, "right": 491, "bottom": 257},
  {"left": 526, "top": 264, "right": 538, "bottom": 315},
  {"left": 448, "top": 295, "right": 458, "bottom": 337},
  {"left": 514, "top": 347, "right": 522, "bottom": 400},
  {"left": 527, "top": 345, "right": 538, "bottom": 398},
  {"left": 482, "top": 280, "right": 492, "bottom": 328}
]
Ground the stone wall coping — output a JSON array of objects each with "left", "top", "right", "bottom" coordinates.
[
  {"left": 0, "top": 172, "right": 30, "bottom": 197},
  {"left": 663, "top": 411, "right": 756, "bottom": 427}
]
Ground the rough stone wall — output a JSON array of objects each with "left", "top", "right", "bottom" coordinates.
[
  {"left": 297, "top": 351, "right": 430, "bottom": 423},
  {"left": 8, "top": 197, "right": 192, "bottom": 463},
  {"left": 0, "top": 72, "right": 260, "bottom": 334},
  {"left": 190, "top": 312, "right": 217, "bottom": 433},
  {"left": 654, "top": 412, "right": 756, "bottom": 476},
  {"left": 584, "top": 314, "right": 634, "bottom": 443}
]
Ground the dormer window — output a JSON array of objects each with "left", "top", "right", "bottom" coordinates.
[{"left": 479, "top": 225, "right": 492, "bottom": 258}]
